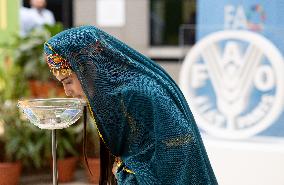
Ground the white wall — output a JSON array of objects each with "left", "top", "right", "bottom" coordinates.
[{"left": 204, "top": 137, "right": 284, "bottom": 185}]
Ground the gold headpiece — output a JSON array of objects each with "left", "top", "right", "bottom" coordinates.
[{"left": 45, "top": 42, "right": 72, "bottom": 76}]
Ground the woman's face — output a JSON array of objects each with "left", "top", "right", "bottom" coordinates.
[{"left": 55, "top": 72, "right": 86, "bottom": 99}]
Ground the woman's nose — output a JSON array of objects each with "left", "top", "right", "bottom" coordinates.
[
  {"left": 63, "top": 86, "right": 73, "bottom": 97},
  {"left": 65, "top": 90, "right": 72, "bottom": 97}
]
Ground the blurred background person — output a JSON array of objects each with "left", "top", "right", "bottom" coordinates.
[{"left": 20, "top": 0, "right": 55, "bottom": 36}]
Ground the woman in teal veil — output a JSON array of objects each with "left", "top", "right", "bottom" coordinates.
[{"left": 44, "top": 25, "right": 218, "bottom": 185}]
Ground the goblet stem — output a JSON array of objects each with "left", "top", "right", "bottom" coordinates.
[{"left": 52, "top": 129, "right": 58, "bottom": 185}]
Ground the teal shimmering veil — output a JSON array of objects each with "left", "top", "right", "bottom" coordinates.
[{"left": 44, "top": 25, "right": 218, "bottom": 185}]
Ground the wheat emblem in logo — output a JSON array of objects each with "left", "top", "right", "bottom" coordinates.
[{"left": 179, "top": 30, "right": 284, "bottom": 139}]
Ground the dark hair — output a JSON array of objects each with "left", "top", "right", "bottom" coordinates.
[
  {"left": 99, "top": 139, "right": 117, "bottom": 185},
  {"left": 83, "top": 106, "right": 117, "bottom": 185}
]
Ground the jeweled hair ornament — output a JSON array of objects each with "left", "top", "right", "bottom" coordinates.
[{"left": 44, "top": 42, "right": 72, "bottom": 76}]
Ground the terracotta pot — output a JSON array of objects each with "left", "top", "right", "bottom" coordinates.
[
  {"left": 84, "top": 158, "right": 100, "bottom": 184},
  {"left": 0, "top": 162, "right": 22, "bottom": 185},
  {"left": 28, "top": 80, "right": 65, "bottom": 98},
  {"left": 57, "top": 157, "right": 78, "bottom": 183}
]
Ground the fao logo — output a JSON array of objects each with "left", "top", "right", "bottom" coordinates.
[{"left": 179, "top": 30, "right": 284, "bottom": 139}]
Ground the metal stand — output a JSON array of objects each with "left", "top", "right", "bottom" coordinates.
[
  {"left": 18, "top": 98, "right": 86, "bottom": 185},
  {"left": 52, "top": 129, "right": 58, "bottom": 185}
]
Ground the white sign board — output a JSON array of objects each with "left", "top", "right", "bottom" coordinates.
[{"left": 96, "top": 0, "right": 125, "bottom": 27}]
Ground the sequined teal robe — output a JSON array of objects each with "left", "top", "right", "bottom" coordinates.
[{"left": 44, "top": 25, "right": 218, "bottom": 185}]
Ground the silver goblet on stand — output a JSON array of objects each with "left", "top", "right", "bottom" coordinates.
[{"left": 18, "top": 98, "right": 86, "bottom": 185}]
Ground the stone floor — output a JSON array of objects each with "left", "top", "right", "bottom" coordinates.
[{"left": 20, "top": 169, "right": 97, "bottom": 185}]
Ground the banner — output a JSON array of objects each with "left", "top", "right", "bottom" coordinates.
[
  {"left": 180, "top": 0, "right": 284, "bottom": 139},
  {"left": 197, "top": 0, "right": 284, "bottom": 49}
]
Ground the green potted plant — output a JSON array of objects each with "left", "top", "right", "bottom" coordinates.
[
  {"left": 0, "top": 101, "right": 50, "bottom": 185},
  {"left": 0, "top": 23, "right": 65, "bottom": 98},
  {"left": 0, "top": 25, "right": 80, "bottom": 184},
  {"left": 0, "top": 57, "right": 47, "bottom": 185},
  {"left": 0, "top": 101, "right": 23, "bottom": 185},
  {"left": 0, "top": 56, "right": 29, "bottom": 101}
]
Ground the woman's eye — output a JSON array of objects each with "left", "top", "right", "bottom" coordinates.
[{"left": 65, "top": 80, "right": 72, "bottom": 85}]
